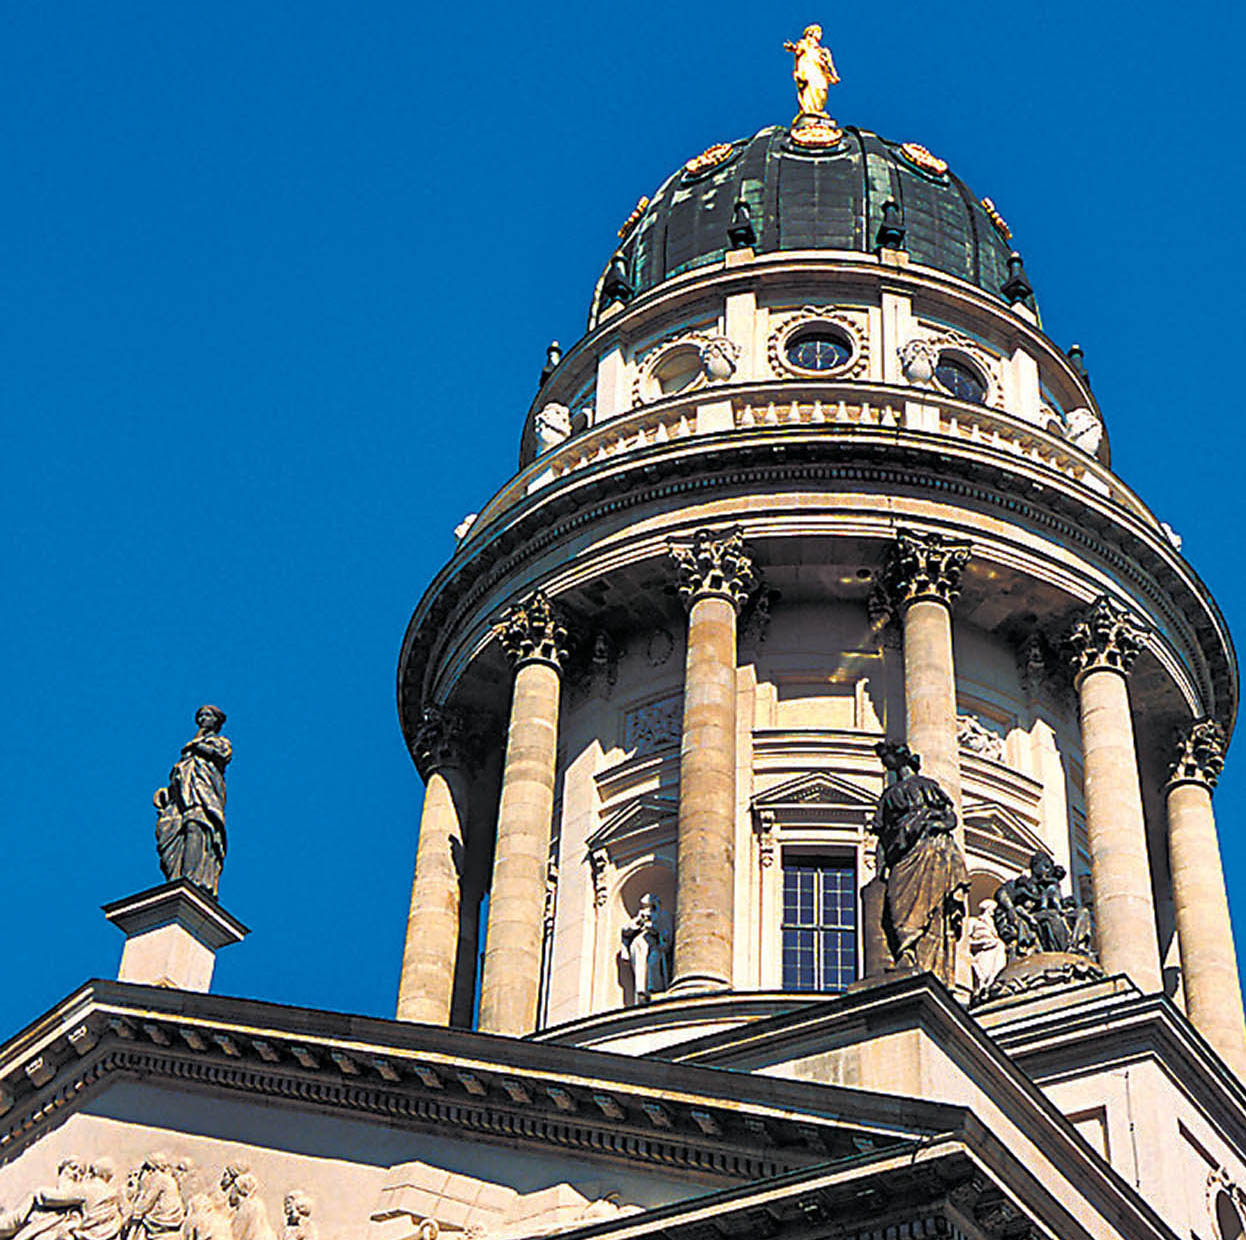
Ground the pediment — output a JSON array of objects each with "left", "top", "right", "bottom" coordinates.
[
  {"left": 751, "top": 771, "right": 876, "bottom": 816},
  {"left": 962, "top": 797, "right": 1047, "bottom": 867},
  {"left": 587, "top": 795, "right": 678, "bottom": 856}
]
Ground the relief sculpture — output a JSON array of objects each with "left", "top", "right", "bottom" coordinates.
[{"left": 0, "top": 1157, "right": 308, "bottom": 1240}]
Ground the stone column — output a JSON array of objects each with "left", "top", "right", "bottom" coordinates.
[
  {"left": 1067, "top": 595, "right": 1162, "bottom": 992},
  {"left": 1165, "top": 719, "right": 1246, "bottom": 1074},
  {"left": 668, "top": 529, "right": 756, "bottom": 992},
  {"left": 396, "top": 706, "right": 471, "bottom": 1025},
  {"left": 882, "top": 529, "right": 972, "bottom": 819},
  {"left": 478, "top": 591, "right": 569, "bottom": 1036}
]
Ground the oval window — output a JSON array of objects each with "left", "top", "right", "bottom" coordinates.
[
  {"left": 786, "top": 329, "right": 852, "bottom": 372},
  {"left": 653, "top": 347, "right": 703, "bottom": 396},
  {"left": 935, "top": 355, "right": 987, "bottom": 404}
]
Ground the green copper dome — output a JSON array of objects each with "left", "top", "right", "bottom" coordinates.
[{"left": 592, "top": 124, "right": 1035, "bottom": 320}]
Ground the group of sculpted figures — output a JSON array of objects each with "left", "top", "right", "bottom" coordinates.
[
  {"left": 0, "top": 1156, "right": 313, "bottom": 1240},
  {"left": 153, "top": 706, "right": 232, "bottom": 898}
]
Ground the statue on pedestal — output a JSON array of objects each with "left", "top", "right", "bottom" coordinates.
[
  {"left": 783, "top": 24, "right": 839, "bottom": 117},
  {"left": 619, "top": 894, "right": 671, "bottom": 1005},
  {"left": 871, "top": 742, "right": 969, "bottom": 988},
  {"left": 153, "top": 706, "right": 232, "bottom": 898}
]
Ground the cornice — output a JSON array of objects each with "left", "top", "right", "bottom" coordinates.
[
  {"left": 0, "top": 981, "right": 948, "bottom": 1175},
  {"left": 397, "top": 423, "right": 1235, "bottom": 754}
]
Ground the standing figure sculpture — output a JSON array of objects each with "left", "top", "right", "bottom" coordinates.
[
  {"left": 783, "top": 25, "right": 839, "bottom": 117},
  {"left": 871, "top": 742, "right": 969, "bottom": 987},
  {"left": 619, "top": 893, "right": 671, "bottom": 1005},
  {"left": 153, "top": 706, "right": 232, "bottom": 898}
]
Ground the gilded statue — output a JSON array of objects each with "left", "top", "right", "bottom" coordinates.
[
  {"left": 783, "top": 24, "right": 839, "bottom": 117},
  {"left": 153, "top": 705, "right": 232, "bottom": 897}
]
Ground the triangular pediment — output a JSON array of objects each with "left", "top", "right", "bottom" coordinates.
[
  {"left": 750, "top": 771, "right": 876, "bottom": 812},
  {"left": 587, "top": 794, "right": 678, "bottom": 855},
  {"left": 962, "top": 796, "right": 1047, "bottom": 866}
]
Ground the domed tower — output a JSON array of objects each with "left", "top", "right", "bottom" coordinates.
[{"left": 393, "top": 33, "right": 1243, "bottom": 1079}]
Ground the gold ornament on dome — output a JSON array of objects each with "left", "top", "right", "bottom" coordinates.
[
  {"left": 791, "top": 120, "right": 844, "bottom": 149},
  {"left": 900, "top": 142, "right": 948, "bottom": 176},
  {"left": 980, "top": 197, "right": 1013, "bottom": 241},
  {"left": 617, "top": 196, "right": 650, "bottom": 241},
  {"left": 783, "top": 24, "right": 840, "bottom": 117},
  {"left": 684, "top": 143, "right": 734, "bottom": 176}
]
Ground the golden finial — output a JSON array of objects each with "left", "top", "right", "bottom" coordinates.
[
  {"left": 617, "top": 196, "right": 650, "bottom": 242},
  {"left": 783, "top": 24, "right": 840, "bottom": 118}
]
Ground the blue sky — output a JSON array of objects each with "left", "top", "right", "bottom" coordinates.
[{"left": 1, "top": 1, "right": 1243, "bottom": 1031}]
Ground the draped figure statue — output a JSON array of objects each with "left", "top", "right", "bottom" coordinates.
[
  {"left": 619, "top": 894, "right": 671, "bottom": 1004},
  {"left": 783, "top": 25, "right": 839, "bottom": 117},
  {"left": 153, "top": 706, "right": 232, "bottom": 897},
  {"left": 871, "top": 741, "right": 969, "bottom": 987}
]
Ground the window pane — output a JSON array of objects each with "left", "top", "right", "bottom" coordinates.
[{"left": 781, "top": 856, "right": 858, "bottom": 992}]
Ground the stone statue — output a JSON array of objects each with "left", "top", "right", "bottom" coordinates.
[
  {"left": 783, "top": 25, "right": 839, "bottom": 116},
  {"left": 225, "top": 1173, "right": 274, "bottom": 1240},
  {"left": 966, "top": 899, "right": 1008, "bottom": 996},
  {"left": 124, "top": 1154, "right": 184, "bottom": 1237},
  {"left": 870, "top": 742, "right": 970, "bottom": 987},
  {"left": 153, "top": 706, "right": 232, "bottom": 898},
  {"left": 619, "top": 894, "right": 671, "bottom": 1004},
  {"left": 994, "top": 852, "right": 1080, "bottom": 957}
]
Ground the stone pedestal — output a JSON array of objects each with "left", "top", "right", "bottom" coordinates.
[{"left": 103, "top": 880, "right": 249, "bottom": 992}]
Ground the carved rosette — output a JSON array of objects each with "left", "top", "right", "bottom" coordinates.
[
  {"left": 495, "top": 590, "right": 571, "bottom": 673},
  {"left": 880, "top": 529, "right": 972, "bottom": 614},
  {"left": 1168, "top": 717, "right": 1227, "bottom": 790},
  {"left": 411, "top": 704, "right": 473, "bottom": 781},
  {"left": 1065, "top": 595, "right": 1148, "bottom": 684},
  {"left": 668, "top": 528, "right": 757, "bottom": 613}
]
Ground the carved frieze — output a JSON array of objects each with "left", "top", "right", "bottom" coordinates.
[
  {"left": 1065, "top": 595, "right": 1148, "bottom": 682},
  {"left": 958, "top": 714, "right": 1005, "bottom": 763},
  {"left": 878, "top": 528, "right": 972, "bottom": 614},
  {"left": 623, "top": 693, "right": 683, "bottom": 754},
  {"left": 668, "top": 528, "right": 757, "bottom": 613},
  {"left": 495, "top": 591, "right": 571, "bottom": 672},
  {"left": 1168, "top": 717, "right": 1227, "bottom": 789}
]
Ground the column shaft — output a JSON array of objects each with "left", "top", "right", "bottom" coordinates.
[
  {"left": 396, "top": 767, "right": 467, "bottom": 1023},
  {"left": 1168, "top": 779, "right": 1246, "bottom": 1074},
  {"left": 478, "top": 660, "right": 561, "bottom": 1035},
  {"left": 673, "top": 593, "right": 739, "bottom": 989},
  {"left": 902, "top": 597, "right": 962, "bottom": 820},
  {"left": 1079, "top": 667, "right": 1162, "bottom": 990}
]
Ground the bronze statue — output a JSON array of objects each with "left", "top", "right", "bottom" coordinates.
[
  {"left": 783, "top": 25, "right": 839, "bottom": 117},
  {"left": 871, "top": 742, "right": 969, "bottom": 986},
  {"left": 153, "top": 705, "right": 232, "bottom": 897}
]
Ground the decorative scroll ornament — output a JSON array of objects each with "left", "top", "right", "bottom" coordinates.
[
  {"left": 957, "top": 714, "right": 1005, "bottom": 762},
  {"left": 1168, "top": 717, "right": 1227, "bottom": 789},
  {"left": 1065, "top": 595, "right": 1148, "bottom": 682},
  {"left": 668, "top": 528, "right": 757, "bottom": 612},
  {"left": 880, "top": 528, "right": 972, "bottom": 611},
  {"left": 980, "top": 197, "right": 1012, "bottom": 241},
  {"left": 495, "top": 590, "right": 571, "bottom": 671},
  {"left": 899, "top": 142, "right": 948, "bottom": 176},
  {"left": 684, "top": 143, "right": 734, "bottom": 177},
  {"left": 617, "top": 196, "right": 650, "bottom": 242},
  {"left": 411, "top": 704, "right": 471, "bottom": 780}
]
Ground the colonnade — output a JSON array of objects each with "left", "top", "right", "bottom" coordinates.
[{"left": 394, "top": 529, "right": 1246, "bottom": 1078}]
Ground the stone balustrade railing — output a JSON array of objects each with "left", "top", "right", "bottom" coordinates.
[{"left": 461, "top": 382, "right": 1157, "bottom": 547}]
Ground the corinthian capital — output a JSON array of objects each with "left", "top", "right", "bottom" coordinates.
[
  {"left": 881, "top": 529, "right": 972, "bottom": 612},
  {"left": 411, "top": 704, "right": 473, "bottom": 781},
  {"left": 1168, "top": 717, "right": 1227, "bottom": 789},
  {"left": 668, "top": 528, "right": 757, "bottom": 612},
  {"left": 1066, "top": 595, "right": 1148, "bottom": 682},
  {"left": 496, "top": 590, "right": 570, "bottom": 672}
]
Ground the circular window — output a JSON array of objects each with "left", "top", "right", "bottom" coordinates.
[
  {"left": 786, "top": 330, "right": 852, "bottom": 373},
  {"left": 653, "top": 347, "right": 703, "bottom": 396},
  {"left": 935, "top": 354, "right": 987, "bottom": 404},
  {"left": 1218, "top": 1192, "right": 1244, "bottom": 1240}
]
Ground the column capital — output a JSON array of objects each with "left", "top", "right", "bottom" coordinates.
[
  {"left": 880, "top": 528, "right": 972, "bottom": 613},
  {"left": 1066, "top": 595, "right": 1148, "bottom": 683},
  {"left": 495, "top": 590, "right": 570, "bottom": 673},
  {"left": 1168, "top": 717, "right": 1227, "bottom": 790},
  {"left": 668, "top": 527, "right": 757, "bottom": 612},
  {"left": 411, "top": 704, "right": 473, "bottom": 781}
]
